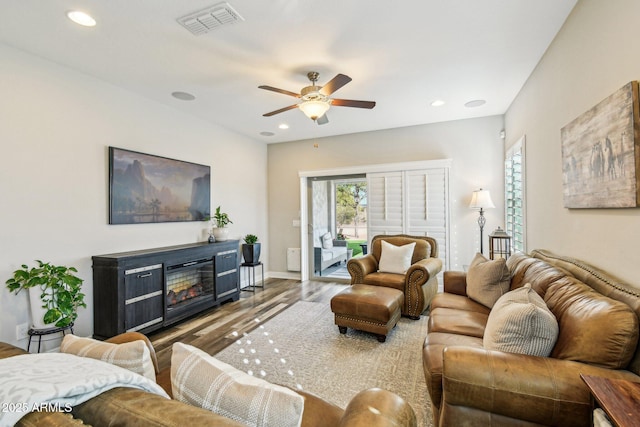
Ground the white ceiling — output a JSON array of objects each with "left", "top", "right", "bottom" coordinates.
[{"left": 0, "top": 1, "right": 577, "bottom": 143}]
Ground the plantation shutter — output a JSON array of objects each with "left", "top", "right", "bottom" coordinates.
[
  {"left": 367, "top": 172, "right": 404, "bottom": 236},
  {"left": 406, "top": 168, "right": 448, "bottom": 266},
  {"left": 505, "top": 137, "right": 526, "bottom": 254},
  {"left": 367, "top": 167, "right": 449, "bottom": 270}
]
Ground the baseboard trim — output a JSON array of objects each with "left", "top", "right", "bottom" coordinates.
[{"left": 268, "top": 271, "right": 302, "bottom": 280}]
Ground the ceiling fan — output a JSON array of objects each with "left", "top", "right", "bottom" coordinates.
[{"left": 259, "top": 71, "right": 376, "bottom": 125}]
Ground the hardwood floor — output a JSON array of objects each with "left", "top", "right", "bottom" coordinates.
[{"left": 148, "top": 278, "right": 348, "bottom": 372}]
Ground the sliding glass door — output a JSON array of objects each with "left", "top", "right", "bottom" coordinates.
[{"left": 307, "top": 174, "right": 366, "bottom": 280}]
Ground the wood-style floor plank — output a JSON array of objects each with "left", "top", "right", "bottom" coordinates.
[{"left": 148, "top": 278, "right": 348, "bottom": 371}]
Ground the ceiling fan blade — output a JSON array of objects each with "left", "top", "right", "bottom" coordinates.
[
  {"left": 319, "top": 74, "right": 352, "bottom": 96},
  {"left": 258, "top": 85, "right": 301, "bottom": 98},
  {"left": 317, "top": 114, "right": 329, "bottom": 125},
  {"left": 331, "top": 99, "right": 376, "bottom": 109},
  {"left": 263, "top": 104, "right": 298, "bottom": 117}
]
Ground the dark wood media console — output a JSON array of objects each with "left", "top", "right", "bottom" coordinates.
[{"left": 92, "top": 241, "right": 239, "bottom": 340}]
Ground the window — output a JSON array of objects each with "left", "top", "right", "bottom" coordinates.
[{"left": 505, "top": 136, "right": 526, "bottom": 254}]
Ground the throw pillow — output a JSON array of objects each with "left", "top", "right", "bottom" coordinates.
[
  {"left": 321, "top": 232, "right": 333, "bottom": 249},
  {"left": 466, "top": 252, "right": 511, "bottom": 308},
  {"left": 171, "top": 342, "right": 304, "bottom": 427},
  {"left": 60, "top": 334, "right": 156, "bottom": 381},
  {"left": 483, "top": 284, "right": 559, "bottom": 357},
  {"left": 378, "top": 240, "right": 416, "bottom": 274}
]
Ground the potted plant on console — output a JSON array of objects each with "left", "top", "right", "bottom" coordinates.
[
  {"left": 212, "top": 206, "right": 233, "bottom": 242},
  {"left": 242, "top": 234, "right": 261, "bottom": 265},
  {"left": 6, "top": 260, "right": 86, "bottom": 329}
]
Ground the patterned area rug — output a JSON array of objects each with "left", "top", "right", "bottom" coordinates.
[{"left": 215, "top": 301, "right": 433, "bottom": 426}]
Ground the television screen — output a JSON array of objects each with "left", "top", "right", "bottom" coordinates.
[{"left": 109, "top": 147, "right": 211, "bottom": 224}]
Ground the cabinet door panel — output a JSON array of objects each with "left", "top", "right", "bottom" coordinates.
[
  {"left": 125, "top": 295, "right": 163, "bottom": 332},
  {"left": 215, "top": 249, "right": 238, "bottom": 299},
  {"left": 124, "top": 264, "right": 163, "bottom": 300}
]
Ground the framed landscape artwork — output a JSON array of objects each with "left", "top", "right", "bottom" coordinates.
[
  {"left": 561, "top": 81, "right": 640, "bottom": 208},
  {"left": 109, "top": 147, "right": 211, "bottom": 224}
]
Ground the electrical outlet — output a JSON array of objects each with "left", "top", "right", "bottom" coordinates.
[{"left": 16, "top": 323, "right": 29, "bottom": 341}]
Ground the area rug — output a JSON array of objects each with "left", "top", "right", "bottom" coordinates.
[{"left": 214, "top": 301, "right": 433, "bottom": 426}]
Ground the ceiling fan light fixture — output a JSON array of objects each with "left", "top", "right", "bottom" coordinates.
[{"left": 299, "top": 100, "right": 330, "bottom": 121}]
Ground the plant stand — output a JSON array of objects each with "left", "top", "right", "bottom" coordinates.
[
  {"left": 240, "top": 262, "right": 264, "bottom": 292},
  {"left": 28, "top": 323, "right": 74, "bottom": 353}
]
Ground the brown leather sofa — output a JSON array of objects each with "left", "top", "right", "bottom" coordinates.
[
  {"left": 2, "top": 332, "right": 417, "bottom": 427},
  {"left": 423, "top": 249, "right": 640, "bottom": 426},
  {"left": 347, "top": 234, "right": 442, "bottom": 319}
]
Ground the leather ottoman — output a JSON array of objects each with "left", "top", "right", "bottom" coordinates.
[{"left": 330, "top": 284, "right": 403, "bottom": 342}]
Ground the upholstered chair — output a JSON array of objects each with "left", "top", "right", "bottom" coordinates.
[{"left": 347, "top": 235, "right": 442, "bottom": 319}]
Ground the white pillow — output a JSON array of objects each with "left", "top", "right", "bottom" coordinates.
[
  {"left": 378, "top": 240, "right": 416, "bottom": 274},
  {"left": 321, "top": 232, "right": 333, "bottom": 249},
  {"left": 60, "top": 334, "right": 156, "bottom": 381},
  {"left": 171, "top": 342, "right": 304, "bottom": 427},
  {"left": 483, "top": 284, "right": 559, "bottom": 357}
]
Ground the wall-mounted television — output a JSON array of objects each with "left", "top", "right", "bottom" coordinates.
[{"left": 109, "top": 147, "right": 210, "bottom": 224}]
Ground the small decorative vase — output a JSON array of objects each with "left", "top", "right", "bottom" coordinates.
[
  {"left": 212, "top": 227, "right": 229, "bottom": 242},
  {"left": 28, "top": 286, "right": 55, "bottom": 329}
]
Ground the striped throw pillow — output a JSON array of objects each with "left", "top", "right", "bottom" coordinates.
[
  {"left": 171, "top": 342, "right": 304, "bottom": 427},
  {"left": 60, "top": 334, "right": 155, "bottom": 381},
  {"left": 483, "top": 283, "right": 559, "bottom": 357}
]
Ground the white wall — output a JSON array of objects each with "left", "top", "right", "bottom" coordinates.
[
  {"left": 0, "top": 44, "right": 268, "bottom": 348},
  {"left": 504, "top": 0, "right": 640, "bottom": 286},
  {"left": 267, "top": 115, "right": 505, "bottom": 276}
]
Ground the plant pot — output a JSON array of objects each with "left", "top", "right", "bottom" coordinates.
[
  {"left": 28, "top": 286, "right": 55, "bottom": 329},
  {"left": 212, "top": 227, "right": 229, "bottom": 242},
  {"left": 242, "top": 243, "right": 261, "bottom": 264}
]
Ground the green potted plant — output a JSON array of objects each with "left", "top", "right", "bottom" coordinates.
[
  {"left": 212, "top": 206, "right": 233, "bottom": 241},
  {"left": 6, "top": 260, "right": 86, "bottom": 329},
  {"left": 242, "top": 234, "right": 261, "bottom": 264}
]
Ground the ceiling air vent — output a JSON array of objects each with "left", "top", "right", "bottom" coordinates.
[{"left": 178, "top": 2, "right": 245, "bottom": 36}]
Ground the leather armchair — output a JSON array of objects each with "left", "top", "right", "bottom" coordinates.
[{"left": 347, "top": 234, "right": 442, "bottom": 319}]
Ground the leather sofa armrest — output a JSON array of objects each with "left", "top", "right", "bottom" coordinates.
[
  {"left": 405, "top": 258, "right": 443, "bottom": 313},
  {"left": 296, "top": 389, "right": 344, "bottom": 427},
  {"left": 347, "top": 254, "right": 378, "bottom": 284},
  {"left": 407, "top": 258, "right": 442, "bottom": 285},
  {"left": 443, "top": 271, "right": 467, "bottom": 296},
  {"left": 106, "top": 331, "right": 159, "bottom": 375},
  {"left": 338, "top": 388, "right": 417, "bottom": 427},
  {"left": 441, "top": 347, "right": 640, "bottom": 426}
]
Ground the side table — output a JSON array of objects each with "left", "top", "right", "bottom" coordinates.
[
  {"left": 28, "top": 323, "right": 74, "bottom": 353},
  {"left": 240, "top": 262, "right": 264, "bottom": 292},
  {"left": 581, "top": 374, "right": 640, "bottom": 427}
]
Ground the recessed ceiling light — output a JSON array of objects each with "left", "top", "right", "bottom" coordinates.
[
  {"left": 171, "top": 91, "right": 196, "bottom": 101},
  {"left": 260, "top": 131, "right": 275, "bottom": 137},
  {"left": 431, "top": 100, "right": 445, "bottom": 107},
  {"left": 67, "top": 10, "right": 96, "bottom": 27},
  {"left": 278, "top": 124, "right": 289, "bottom": 130},
  {"left": 465, "top": 99, "right": 486, "bottom": 108}
]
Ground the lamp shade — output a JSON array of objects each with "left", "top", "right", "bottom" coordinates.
[
  {"left": 299, "top": 100, "right": 330, "bottom": 120},
  {"left": 469, "top": 188, "right": 495, "bottom": 210}
]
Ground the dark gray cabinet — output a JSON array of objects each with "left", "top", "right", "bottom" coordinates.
[
  {"left": 215, "top": 249, "right": 239, "bottom": 299},
  {"left": 92, "top": 241, "right": 239, "bottom": 340},
  {"left": 123, "top": 263, "right": 164, "bottom": 332}
]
